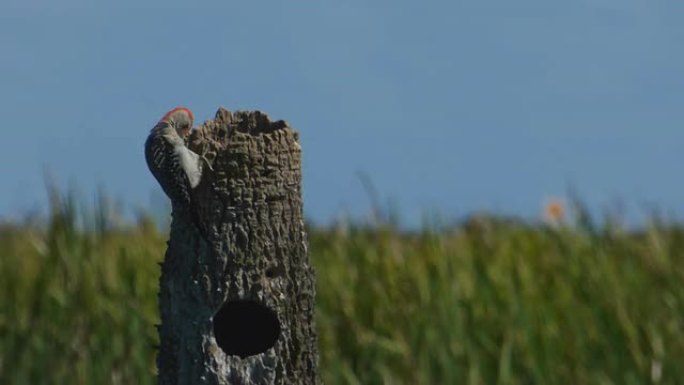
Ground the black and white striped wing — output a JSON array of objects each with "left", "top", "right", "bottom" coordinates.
[{"left": 144, "top": 129, "right": 194, "bottom": 209}]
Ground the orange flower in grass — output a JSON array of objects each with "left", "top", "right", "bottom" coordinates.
[{"left": 543, "top": 198, "right": 566, "bottom": 224}]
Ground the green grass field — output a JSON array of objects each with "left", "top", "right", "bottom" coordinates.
[{"left": 1, "top": 189, "right": 683, "bottom": 384}]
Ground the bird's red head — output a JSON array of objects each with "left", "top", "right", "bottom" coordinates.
[{"left": 160, "top": 107, "right": 194, "bottom": 137}]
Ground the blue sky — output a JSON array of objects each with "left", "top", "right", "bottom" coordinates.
[{"left": 1, "top": 1, "right": 683, "bottom": 225}]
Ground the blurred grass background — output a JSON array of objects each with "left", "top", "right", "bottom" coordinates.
[{"left": 1, "top": 187, "right": 683, "bottom": 384}]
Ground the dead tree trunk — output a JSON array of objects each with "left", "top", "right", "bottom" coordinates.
[{"left": 156, "top": 108, "right": 320, "bottom": 385}]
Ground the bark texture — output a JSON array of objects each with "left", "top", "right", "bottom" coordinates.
[{"left": 157, "top": 108, "right": 320, "bottom": 385}]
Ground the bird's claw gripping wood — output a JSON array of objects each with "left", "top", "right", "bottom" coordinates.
[{"left": 200, "top": 145, "right": 215, "bottom": 172}]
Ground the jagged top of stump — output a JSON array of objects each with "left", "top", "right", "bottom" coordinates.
[
  {"left": 188, "top": 107, "right": 300, "bottom": 164},
  {"left": 192, "top": 107, "right": 293, "bottom": 140}
]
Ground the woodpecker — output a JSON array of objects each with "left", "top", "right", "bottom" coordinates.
[{"left": 144, "top": 107, "right": 206, "bottom": 234}]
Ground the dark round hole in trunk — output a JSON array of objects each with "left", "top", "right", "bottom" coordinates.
[{"left": 212, "top": 300, "right": 280, "bottom": 358}]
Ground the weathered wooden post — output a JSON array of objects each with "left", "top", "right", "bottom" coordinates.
[{"left": 156, "top": 108, "right": 320, "bottom": 384}]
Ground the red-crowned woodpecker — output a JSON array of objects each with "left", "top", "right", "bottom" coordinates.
[{"left": 144, "top": 107, "right": 206, "bottom": 233}]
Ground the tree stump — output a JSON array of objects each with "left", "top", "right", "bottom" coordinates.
[{"left": 156, "top": 108, "right": 320, "bottom": 385}]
